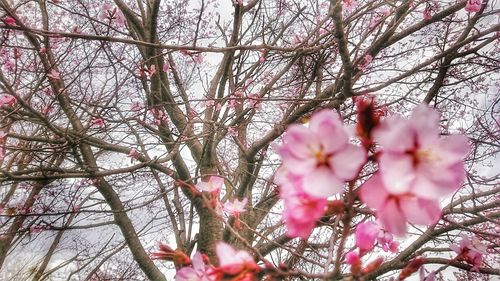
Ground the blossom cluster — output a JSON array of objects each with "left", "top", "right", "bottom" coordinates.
[
  {"left": 275, "top": 100, "right": 469, "bottom": 239},
  {"left": 152, "top": 242, "right": 259, "bottom": 281},
  {"left": 275, "top": 110, "right": 367, "bottom": 238},
  {"left": 450, "top": 235, "right": 488, "bottom": 271}
]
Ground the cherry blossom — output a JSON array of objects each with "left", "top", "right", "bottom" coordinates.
[
  {"left": 355, "top": 222, "right": 379, "bottom": 253},
  {"left": 373, "top": 104, "right": 469, "bottom": 200},
  {"left": 227, "top": 126, "right": 238, "bottom": 137},
  {"left": 275, "top": 167, "right": 328, "bottom": 238},
  {"left": 276, "top": 109, "right": 366, "bottom": 198},
  {"left": 450, "top": 235, "right": 487, "bottom": 271},
  {"left": 175, "top": 252, "right": 213, "bottom": 281},
  {"left": 99, "top": 3, "right": 126, "bottom": 26},
  {"left": 246, "top": 93, "right": 262, "bottom": 110},
  {"left": 0, "top": 94, "right": 16, "bottom": 107},
  {"left": 90, "top": 117, "right": 105, "bottom": 127},
  {"left": 358, "top": 54, "right": 373, "bottom": 72},
  {"left": 465, "top": 0, "right": 482, "bottom": 13},
  {"left": 419, "top": 267, "right": 436, "bottom": 281},
  {"left": 47, "top": 69, "right": 61, "bottom": 80},
  {"left": 128, "top": 148, "right": 139, "bottom": 160},
  {"left": 359, "top": 174, "right": 441, "bottom": 236},
  {"left": 342, "top": 0, "right": 358, "bottom": 12},
  {"left": 215, "top": 242, "right": 259, "bottom": 277},
  {"left": 3, "top": 16, "right": 16, "bottom": 26},
  {"left": 377, "top": 231, "right": 399, "bottom": 253},
  {"left": 223, "top": 198, "right": 247, "bottom": 216},
  {"left": 423, "top": 9, "right": 432, "bottom": 20},
  {"left": 345, "top": 251, "right": 360, "bottom": 265},
  {"left": 196, "top": 176, "right": 223, "bottom": 193},
  {"left": 281, "top": 192, "right": 327, "bottom": 238}
]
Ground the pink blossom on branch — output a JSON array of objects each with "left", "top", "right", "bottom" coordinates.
[
  {"left": 275, "top": 167, "right": 328, "bottom": 239},
  {"left": 465, "top": 0, "right": 482, "bottom": 13},
  {"left": 373, "top": 104, "right": 470, "bottom": 200},
  {"left": 215, "top": 242, "right": 259, "bottom": 277},
  {"left": 342, "top": 0, "right": 358, "bottom": 12},
  {"left": 47, "top": 69, "right": 61, "bottom": 80},
  {"left": 450, "top": 235, "right": 487, "bottom": 271},
  {"left": 196, "top": 176, "right": 223, "bottom": 193},
  {"left": 377, "top": 231, "right": 399, "bottom": 253},
  {"left": 0, "top": 94, "right": 16, "bottom": 107},
  {"left": 175, "top": 252, "right": 212, "bottom": 281},
  {"left": 359, "top": 173, "right": 442, "bottom": 236},
  {"left": 282, "top": 191, "right": 327, "bottom": 239},
  {"left": 223, "top": 198, "right": 247, "bottom": 216},
  {"left": 276, "top": 109, "right": 367, "bottom": 198},
  {"left": 355, "top": 221, "right": 379, "bottom": 253},
  {"left": 2, "top": 16, "right": 16, "bottom": 26}
]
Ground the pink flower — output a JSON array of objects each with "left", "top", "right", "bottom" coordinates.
[
  {"left": 282, "top": 192, "right": 327, "bottom": 238},
  {"left": 223, "top": 198, "right": 248, "bottom": 216},
  {"left": 147, "top": 65, "right": 156, "bottom": 77},
  {"left": 0, "top": 94, "right": 16, "bottom": 107},
  {"left": 276, "top": 167, "right": 328, "bottom": 238},
  {"left": 355, "top": 222, "right": 379, "bottom": 253},
  {"left": 196, "top": 176, "right": 223, "bottom": 193},
  {"left": 128, "top": 148, "right": 139, "bottom": 159},
  {"left": 247, "top": 93, "right": 262, "bottom": 110},
  {"left": 343, "top": 0, "right": 358, "bottom": 12},
  {"left": 99, "top": 3, "right": 126, "bottom": 26},
  {"left": 90, "top": 117, "right": 105, "bottom": 127},
  {"left": 423, "top": 9, "right": 432, "bottom": 20},
  {"left": 47, "top": 69, "right": 61, "bottom": 80},
  {"left": 345, "top": 251, "right": 360, "bottom": 265},
  {"left": 358, "top": 54, "right": 373, "bottom": 71},
  {"left": 450, "top": 235, "right": 487, "bottom": 271},
  {"left": 227, "top": 126, "right": 238, "bottom": 137},
  {"left": 373, "top": 104, "right": 469, "bottom": 200},
  {"left": 465, "top": 0, "right": 482, "bottom": 13},
  {"left": 276, "top": 110, "right": 366, "bottom": 198},
  {"left": 419, "top": 267, "right": 435, "bottom": 281},
  {"left": 150, "top": 108, "right": 168, "bottom": 125},
  {"left": 377, "top": 231, "right": 399, "bottom": 253},
  {"left": 215, "top": 242, "right": 259, "bottom": 276},
  {"left": 192, "top": 53, "right": 203, "bottom": 64},
  {"left": 3, "top": 16, "right": 16, "bottom": 26},
  {"left": 175, "top": 253, "right": 212, "bottom": 281},
  {"left": 359, "top": 173, "right": 442, "bottom": 236}
]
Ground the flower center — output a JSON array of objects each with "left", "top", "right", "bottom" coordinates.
[{"left": 313, "top": 150, "right": 330, "bottom": 166}]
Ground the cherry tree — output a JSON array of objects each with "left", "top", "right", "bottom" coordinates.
[{"left": 0, "top": 0, "right": 498, "bottom": 280}]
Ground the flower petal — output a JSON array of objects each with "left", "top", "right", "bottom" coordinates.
[
  {"left": 400, "top": 197, "right": 441, "bottom": 225},
  {"left": 373, "top": 116, "right": 414, "bottom": 152},
  {"left": 378, "top": 153, "right": 415, "bottom": 194},
  {"left": 302, "top": 167, "right": 343, "bottom": 198},
  {"left": 378, "top": 199, "right": 407, "bottom": 236},
  {"left": 410, "top": 104, "right": 440, "bottom": 146},
  {"left": 329, "top": 144, "right": 366, "bottom": 180},
  {"left": 359, "top": 174, "right": 388, "bottom": 210},
  {"left": 309, "top": 110, "right": 348, "bottom": 154}
]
